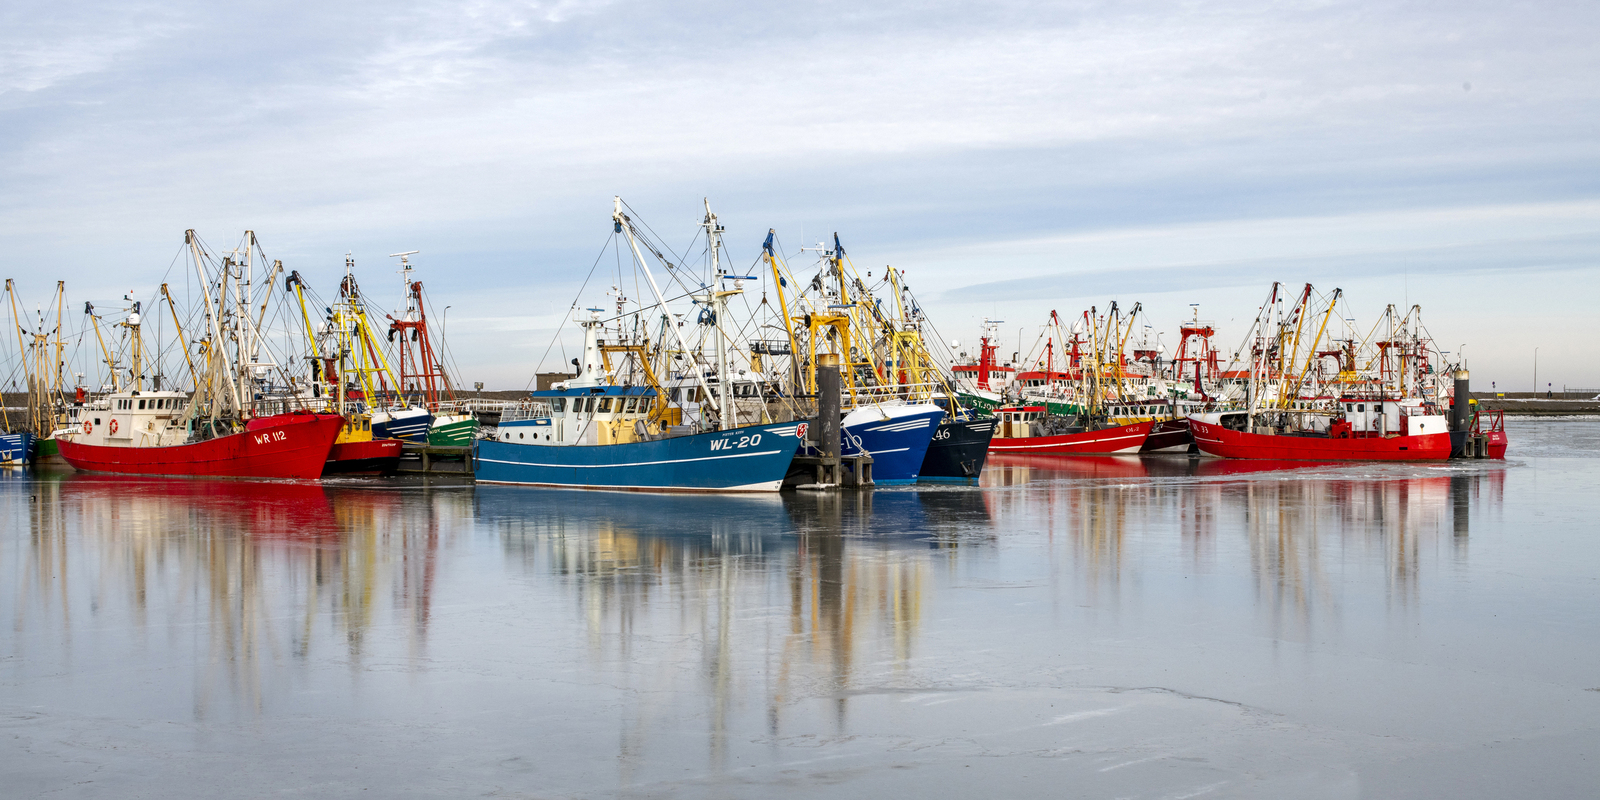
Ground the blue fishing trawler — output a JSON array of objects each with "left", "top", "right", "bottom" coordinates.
[
  {"left": 474, "top": 325, "right": 804, "bottom": 492},
  {"left": 476, "top": 388, "right": 804, "bottom": 492},
  {"left": 474, "top": 199, "right": 804, "bottom": 493}
]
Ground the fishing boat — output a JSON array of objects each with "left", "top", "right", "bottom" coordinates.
[
  {"left": 383, "top": 251, "right": 478, "bottom": 445},
  {"left": 0, "top": 433, "right": 35, "bottom": 466},
  {"left": 475, "top": 199, "right": 804, "bottom": 493},
  {"left": 760, "top": 231, "right": 944, "bottom": 485},
  {"left": 950, "top": 320, "right": 1014, "bottom": 415},
  {"left": 56, "top": 230, "right": 343, "bottom": 478},
  {"left": 1189, "top": 406, "right": 1452, "bottom": 460},
  {"left": 1186, "top": 284, "right": 1465, "bottom": 462},
  {"left": 285, "top": 267, "right": 409, "bottom": 475},
  {"left": 323, "top": 412, "right": 403, "bottom": 475},
  {"left": 917, "top": 413, "right": 995, "bottom": 483},
  {"left": 58, "top": 402, "right": 345, "bottom": 478},
  {"left": 3, "top": 279, "right": 69, "bottom": 465},
  {"left": 477, "top": 386, "right": 805, "bottom": 492},
  {"left": 987, "top": 404, "right": 1154, "bottom": 455}
]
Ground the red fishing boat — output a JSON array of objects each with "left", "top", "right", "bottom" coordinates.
[
  {"left": 57, "top": 409, "right": 343, "bottom": 479},
  {"left": 324, "top": 438, "right": 404, "bottom": 476},
  {"left": 987, "top": 405, "right": 1154, "bottom": 455},
  {"left": 1188, "top": 410, "right": 1452, "bottom": 461}
]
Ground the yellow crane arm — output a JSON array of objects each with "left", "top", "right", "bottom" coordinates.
[{"left": 160, "top": 284, "right": 199, "bottom": 387}]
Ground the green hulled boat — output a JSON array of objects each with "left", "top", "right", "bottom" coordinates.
[{"left": 427, "top": 414, "right": 479, "bottom": 446}]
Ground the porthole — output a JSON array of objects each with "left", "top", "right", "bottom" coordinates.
[{"left": 518, "top": 432, "right": 525, "bottom": 439}]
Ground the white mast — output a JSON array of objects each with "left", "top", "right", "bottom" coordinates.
[
  {"left": 613, "top": 196, "right": 720, "bottom": 422},
  {"left": 704, "top": 199, "right": 734, "bottom": 430},
  {"left": 189, "top": 230, "right": 241, "bottom": 420}
]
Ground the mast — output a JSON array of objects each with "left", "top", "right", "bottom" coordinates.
[
  {"left": 126, "top": 302, "right": 143, "bottom": 392},
  {"left": 161, "top": 284, "right": 199, "bottom": 387},
  {"left": 704, "top": 200, "right": 733, "bottom": 430},
  {"left": 190, "top": 229, "right": 241, "bottom": 423},
  {"left": 51, "top": 281, "right": 63, "bottom": 429},
  {"left": 3, "top": 281, "right": 17, "bottom": 433},
  {"left": 763, "top": 230, "right": 804, "bottom": 394},
  {"left": 613, "top": 197, "right": 719, "bottom": 421}
]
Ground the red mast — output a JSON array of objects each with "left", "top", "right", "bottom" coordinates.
[{"left": 386, "top": 253, "right": 456, "bottom": 410}]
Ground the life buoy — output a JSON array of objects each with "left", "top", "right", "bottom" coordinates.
[
  {"left": 110, "top": 419, "right": 119, "bottom": 435},
  {"left": 82, "top": 420, "right": 92, "bottom": 435}
]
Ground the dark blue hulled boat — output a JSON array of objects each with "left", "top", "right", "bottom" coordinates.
[
  {"left": 827, "top": 402, "right": 944, "bottom": 485},
  {"left": 916, "top": 415, "right": 996, "bottom": 484},
  {"left": 0, "top": 432, "right": 37, "bottom": 466},
  {"left": 370, "top": 405, "right": 433, "bottom": 441}
]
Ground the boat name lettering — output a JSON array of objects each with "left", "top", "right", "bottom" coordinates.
[
  {"left": 710, "top": 433, "right": 762, "bottom": 451},
  {"left": 933, "top": 427, "right": 951, "bottom": 441},
  {"left": 253, "top": 431, "right": 288, "bottom": 445}
]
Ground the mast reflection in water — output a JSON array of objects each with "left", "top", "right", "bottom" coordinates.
[{"left": 3, "top": 441, "right": 1591, "bottom": 800}]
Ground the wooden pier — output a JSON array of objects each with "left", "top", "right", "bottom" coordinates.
[
  {"left": 397, "top": 443, "right": 474, "bottom": 475},
  {"left": 787, "top": 452, "right": 874, "bottom": 489}
]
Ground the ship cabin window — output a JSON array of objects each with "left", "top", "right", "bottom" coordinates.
[
  {"left": 1357, "top": 403, "right": 1365, "bottom": 412},
  {"left": 552, "top": 398, "right": 566, "bottom": 413},
  {"left": 669, "top": 388, "right": 681, "bottom": 402},
  {"left": 624, "top": 397, "right": 639, "bottom": 414},
  {"left": 598, "top": 398, "right": 613, "bottom": 414},
  {"left": 138, "top": 399, "right": 145, "bottom": 409}
]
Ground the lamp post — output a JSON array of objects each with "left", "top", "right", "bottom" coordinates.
[{"left": 1534, "top": 347, "right": 1538, "bottom": 396}]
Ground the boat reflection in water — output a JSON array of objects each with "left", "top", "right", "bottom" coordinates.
[
  {"left": 10, "top": 473, "right": 468, "bottom": 721},
  {"left": 472, "top": 485, "right": 991, "bottom": 770},
  {"left": 1, "top": 454, "right": 1532, "bottom": 797},
  {"left": 981, "top": 452, "right": 1507, "bottom": 640}
]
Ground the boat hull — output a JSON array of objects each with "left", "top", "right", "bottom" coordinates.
[
  {"left": 324, "top": 438, "right": 404, "bottom": 476},
  {"left": 836, "top": 405, "right": 944, "bottom": 485},
  {"left": 0, "top": 432, "right": 36, "bottom": 465},
  {"left": 372, "top": 408, "right": 434, "bottom": 442},
  {"left": 917, "top": 418, "right": 996, "bottom": 484},
  {"left": 989, "top": 420, "right": 1154, "bottom": 456},
  {"left": 427, "top": 416, "right": 479, "bottom": 446},
  {"left": 34, "top": 435, "right": 62, "bottom": 465},
  {"left": 1485, "top": 430, "right": 1508, "bottom": 459},
  {"left": 56, "top": 413, "right": 344, "bottom": 479},
  {"left": 1188, "top": 417, "right": 1452, "bottom": 460},
  {"left": 1140, "top": 419, "right": 1193, "bottom": 453},
  {"left": 474, "top": 420, "right": 804, "bottom": 493}
]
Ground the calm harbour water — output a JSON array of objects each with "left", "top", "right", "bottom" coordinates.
[{"left": 3, "top": 418, "right": 1598, "bottom": 799}]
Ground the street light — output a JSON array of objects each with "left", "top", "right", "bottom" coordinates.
[{"left": 1534, "top": 347, "right": 1539, "bottom": 395}]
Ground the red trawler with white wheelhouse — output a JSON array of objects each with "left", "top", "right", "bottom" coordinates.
[
  {"left": 987, "top": 405, "right": 1155, "bottom": 455},
  {"left": 1188, "top": 401, "right": 1453, "bottom": 461},
  {"left": 55, "top": 229, "right": 345, "bottom": 479},
  {"left": 56, "top": 391, "right": 344, "bottom": 479}
]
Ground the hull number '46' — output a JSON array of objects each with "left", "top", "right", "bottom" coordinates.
[
  {"left": 253, "top": 431, "right": 287, "bottom": 445},
  {"left": 709, "top": 434, "right": 762, "bottom": 451}
]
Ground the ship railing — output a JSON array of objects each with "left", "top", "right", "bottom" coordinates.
[
  {"left": 845, "top": 381, "right": 954, "bottom": 408},
  {"left": 427, "top": 398, "right": 531, "bottom": 416},
  {"left": 498, "top": 399, "right": 554, "bottom": 423}
]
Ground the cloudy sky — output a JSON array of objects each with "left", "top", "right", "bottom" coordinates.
[{"left": 3, "top": 0, "right": 1597, "bottom": 390}]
